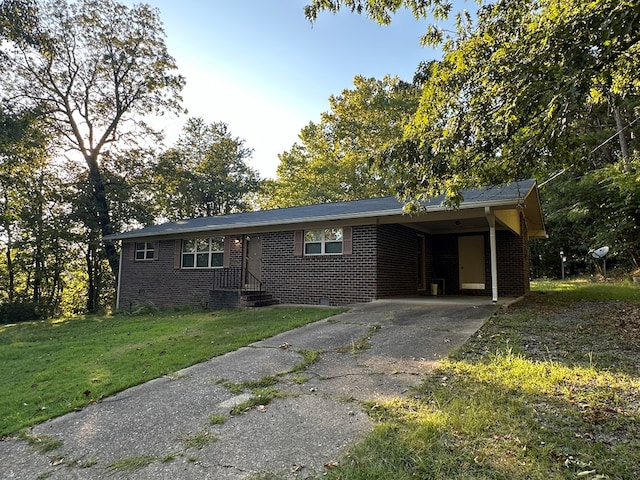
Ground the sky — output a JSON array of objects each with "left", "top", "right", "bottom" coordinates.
[{"left": 140, "top": 0, "right": 446, "bottom": 179}]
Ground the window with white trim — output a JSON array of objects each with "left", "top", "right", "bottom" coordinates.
[
  {"left": 135, "top": 241, "right": 155, "bottom": 260},
  {"left": 304, "top": 228, "right": 343, "bottom": 255},
  {"left": 182, "top": 237, "right": 224, "bottom": 268}
]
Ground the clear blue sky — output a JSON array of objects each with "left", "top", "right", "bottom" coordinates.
[{"left": 142, "top": 1, "right": 450, "bottom": 178}]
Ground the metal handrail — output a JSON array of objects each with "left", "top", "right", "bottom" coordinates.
[
  {"left": 212, "top": 267, "right": 264, "bottom": 297},
  {"left": 213, "top": 266, "right": 242, "bottom": 290},
  {"left": 243, "top": 270, "right": 264, "bottom": 304}
]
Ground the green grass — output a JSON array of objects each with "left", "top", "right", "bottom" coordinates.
[
  {"left": 229, "top": 387, "right": 284, "bottom": 415},
  {"left": 531, "top": 278, "right": 640, "bottom": 303},
  {"left": 107, "top": 454, "right": 156, "bottom": 472},
  {"left": 18, "top": 431, "right": 63, "bottom": 453},
  {"left": 209, "top": 413, "right": 226, "bottom": 425},
  {"left": 179, "top": 429, "right": 218, "bottom": 449},
  {"left": 320, "top": 280, "right": 640, "bottom": 480},
  {"left": 0, "top": 306, "right": 342, "bottom": 436}
]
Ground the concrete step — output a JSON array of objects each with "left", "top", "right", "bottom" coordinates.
[{"left": 240, "top": 291, "right": 280, "bottom": 308}]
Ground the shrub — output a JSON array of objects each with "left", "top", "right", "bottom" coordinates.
[{"left": 0, "top": 302, "right": 41, "bottom": 324}]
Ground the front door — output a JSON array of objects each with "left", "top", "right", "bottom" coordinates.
[
  {"left": 244, "top": 235, "right": 262, "bottom": 288},
  {"left": 458, "top": 235, "right": 486, "bottom": 290}
]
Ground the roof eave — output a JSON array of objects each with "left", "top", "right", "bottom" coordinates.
[{"left": 104, "top": 196, "right": 528, "bottom": 242}]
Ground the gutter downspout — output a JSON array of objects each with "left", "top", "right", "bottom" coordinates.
[
  {"left": 115, "top": 242, "right": 123, "bottom": 311},
  {"left": 485, "top": 207, "right": 498, "bottom": 304}
]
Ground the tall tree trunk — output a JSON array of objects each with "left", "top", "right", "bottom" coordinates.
[
  {"left": 2, "top": 191, "right": 15, "bottom": 302},
  {"left": 86, "top": 243, "right": 97, "bottom": 313},
  {"left": 85, "top": 152, "right": 119, "bottom": 306},
  {"left": 614, "top": 106, "right": 630, "bottom": 172},
  {"left": 4, "top": 236, "right": 14, "bottom": 303},
  {"left": 32, "top": 173, "right": 44, "bottom": 307}
]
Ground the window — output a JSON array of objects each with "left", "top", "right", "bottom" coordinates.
[
  {"left": 304, "top": 228, "right": 343, "bottom": 255},
  {"left": 182, "top": 237, "right": 224, "bottom": 268},
  {"left": 135, "top": 241, "right": 155, "bottom": 260}
]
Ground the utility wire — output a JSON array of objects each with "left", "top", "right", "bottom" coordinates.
[{"left": 539, "top": 114, "right": 640, "bottom": 188}]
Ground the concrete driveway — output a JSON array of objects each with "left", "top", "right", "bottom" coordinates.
[{"left": 1, "top": 297, "right": 504, "bottom": 479}]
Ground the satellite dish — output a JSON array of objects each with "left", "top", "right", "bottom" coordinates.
[{"left": 591, "top": 246, "right": 609, "bottom": 259}]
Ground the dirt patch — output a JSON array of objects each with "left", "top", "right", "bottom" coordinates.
[{"left": 459, "top": 295, "right": 640, "bottom": 374}]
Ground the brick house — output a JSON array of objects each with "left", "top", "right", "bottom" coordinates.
[{"left": 105, "top": 179, "right": 546, "bottom": 310}]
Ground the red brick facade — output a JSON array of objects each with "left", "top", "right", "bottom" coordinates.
[{"left": 117, "top": 223, "right": 531, "bottom": 310}]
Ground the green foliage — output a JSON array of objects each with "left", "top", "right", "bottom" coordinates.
[
  {"left": 537, "top": 156, "right": 640, "bottom": 275},
  {"left": 153, "top": 117, "right": 261, "bottom": 220},
  {"left": 0, "top": 306, "right": 342, "bottom": 436},
  {"left": 396, "top": 0, "right": 639, "bottom": 202},
  {"left": 304, "top": 0, "right": 454, "bottom": 37},
  {"left": 0, "top": 0, "right": 41, "bottom": 46},
  {"left": 0, "top": 105, "right": 87, "bottom": 317},
  {"left": 309, "top": 1, "right": 640, "bottom": 206},
  {"left": 262, "top": 75, "right": 421, "bottom": 208},
  {"left": 1, "top": 0, "right": 186, "bottom": 311}
]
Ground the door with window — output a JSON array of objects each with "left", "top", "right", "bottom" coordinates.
[
  {"left": 244, "top": 235, "right": 262, "bottom": 289},
  {"left": 458, "top": 235, "right": 486, "bottom": 290}
]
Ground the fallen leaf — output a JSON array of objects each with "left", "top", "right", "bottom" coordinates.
[{"left": 324, "top": 461, "right": 339, "bottom": 469}]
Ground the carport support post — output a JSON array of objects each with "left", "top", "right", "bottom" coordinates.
[
  {"left": 115, "top": 242, "right": 123, "bottom": 311},
  {"left": 485, "top": 207, "right": 498, "bottom": 304}
]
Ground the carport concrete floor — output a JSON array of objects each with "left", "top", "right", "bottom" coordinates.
[{"left": 1, "top": 297, "right": 509, "bottom": 479}]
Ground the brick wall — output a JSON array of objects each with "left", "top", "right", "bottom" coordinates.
[
  {"left": 117, "top": 221, "right": 531, "bottom": 311},
  {"left": 376, "top": 224, "right": 419, "bottom": 297},
  {"left": 496, "top": 220, "right": 531, "bottom": 296},
  {"left": 118, "top": 235, "right": 244, "bottom": 311},
  {"left": 261, "top": 226, "right": 378, "bottom": 306}
]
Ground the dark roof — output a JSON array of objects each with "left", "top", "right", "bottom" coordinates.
[{"left": 105, "top": 179, "right": 538, "bottom": 241}]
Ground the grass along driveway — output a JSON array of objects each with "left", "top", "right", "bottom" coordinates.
[
  {"left": 0, "top": 306, "right": 342, "bottom": 437},
  {"left": 320, "top": 281, "right": 640, "bottom": 480}
]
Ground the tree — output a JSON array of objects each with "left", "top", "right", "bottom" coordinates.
[
  {"left": 0, "top": 106, "right": 43, "bottom": 303},
  {"left": 0, "top": 105, "right": 79, "bottom": 316},
  {"left": 0, "top": 0, "right": 41, "bottom": 48},
  {"left": 263, "top": 75, "right": 421, "bottom": 208},
  {"left": 306, "top": 0, "right": 640, "bottom": 204},
  {"left": 153, "top": 118, "right": 261, "bottom": 220},
  {"left": 304, "top": 0, "right": 456, "bottom": 39},
  {"left": 538, "top": 156, "right": 640, "bottom": 276},
  {"left": 0, "top": 0, "right": 185, "bottom": 288}
]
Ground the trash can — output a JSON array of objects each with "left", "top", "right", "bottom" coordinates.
[{"left": 431, "top": 283, "right": 438, "bottom": 296}]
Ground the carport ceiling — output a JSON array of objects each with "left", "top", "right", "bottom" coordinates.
[{"left": 392, "top": 207, "right": 513, "bottom": 235}]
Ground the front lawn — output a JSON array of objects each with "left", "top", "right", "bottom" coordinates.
[
  {"left": 321, "top": 280, "right": 640, "bottom": 479},
  {"left": 0, "top": 306, "right": 342, "bottom": 437}
]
